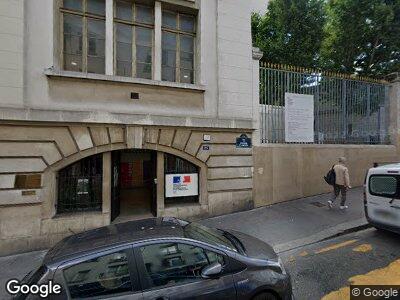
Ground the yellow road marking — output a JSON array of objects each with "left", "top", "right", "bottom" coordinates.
[
  {"left": 352, "top": 244, "right": 372, "bottom": 253},
  {"left": 299, "top": 251, "right": 308, "bottom": 257},
  {"left": 315, "top": 240, "right": 358, "bottom": 254},
  {"left": 321, "top": 259, "right": 400, "bottom": 300}
]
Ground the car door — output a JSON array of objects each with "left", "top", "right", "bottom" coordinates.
[
  {"left": 134, "top": 240, "right": 237, "bottom": 300},
  {"left": 54, "top": 245, "right": 143, "bottom": 299},
  {"left": 367, "top": 173, "right": 400, "bottom": 228}
]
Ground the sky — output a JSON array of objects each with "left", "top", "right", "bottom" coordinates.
[{"left": 250, "top": 0, "right": 269, "bottom": 13}]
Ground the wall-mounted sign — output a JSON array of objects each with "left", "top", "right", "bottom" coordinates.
[
  {"left": 203, "top": 134, "right": 211, "bottom": 142},
  {"left": 165, "top": 173, "right": 199, "bottom": 198},
  {"left": 202, "top": 145, "right": 210, "bottom": 151},
  {"left": 236, "top": 134, "right": 252, "bottom": 148},
  {"left": 285, "top": 93, "right": 314, "bottom": 143}
]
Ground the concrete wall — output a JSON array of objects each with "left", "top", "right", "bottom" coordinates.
[
  {"left": 217, "top": 0, "right": 254, "bottom": 119},
  {"left": 0, "top": 0, "right": 23, "bottom": 107},
  {"left": 253, "top": 144, "right": 399, "bottom": 207},
  {"left": 253, "top": 76, "right": 400, "bottom": 207}
]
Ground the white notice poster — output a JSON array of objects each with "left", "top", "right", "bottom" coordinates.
[
  {"left": 165, "top": 173, "right": 199, "bottom": 198},
  {"left": 285, "top": 93, "right": 314, "bottom": 143}
]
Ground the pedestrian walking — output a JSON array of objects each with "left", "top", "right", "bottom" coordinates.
[{"left": 327, "top": 157, "right": 351, "bottom": 210}]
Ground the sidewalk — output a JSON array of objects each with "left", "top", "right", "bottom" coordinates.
[
  {"left": 0, "top": 187, "right": 366, "bottom": 299},
  {"left": 200, "top": 187, "right": 367, "bottom": 253}
]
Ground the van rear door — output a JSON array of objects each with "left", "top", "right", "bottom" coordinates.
[{"left": 367, "top": 172, "right": 400, "bottom": 228}]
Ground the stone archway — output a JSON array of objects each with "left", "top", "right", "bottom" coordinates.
[{"left": 0, "top": 123, "right": 253, "bottom": 255}]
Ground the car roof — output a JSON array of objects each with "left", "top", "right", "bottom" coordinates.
[
  {"left": 44, "top": 217, "right": 188, "bottom": 266},
  {"left": 369, "top": 163, "right": 400, "bottom": 174}
]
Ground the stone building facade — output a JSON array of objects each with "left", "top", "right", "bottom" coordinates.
[{"left": 0, "top": 0, "right": 261, "bottom": 255}]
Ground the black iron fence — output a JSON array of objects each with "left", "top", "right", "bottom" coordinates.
[{"left": 260, "top": 63, "right": 390, "bottom": 144}]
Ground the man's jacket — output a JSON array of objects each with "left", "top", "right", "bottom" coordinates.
[{"left": 333, "top": 163, "right": 350, "bottom": 187}]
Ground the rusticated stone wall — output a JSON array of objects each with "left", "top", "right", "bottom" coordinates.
[{"left": 0, "top": 122, "right": 253, "bottom": 255}]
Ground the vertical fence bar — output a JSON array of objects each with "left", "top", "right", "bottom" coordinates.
[{"left": 258, "top": 65, "right": 388, "bottom": 145}]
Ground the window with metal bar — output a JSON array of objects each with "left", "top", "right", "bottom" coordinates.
[
  {"left": 162, "top": 11, "right": 196, "bottom": 84},
  {"left": 61, "top": 0, "right": 106, "bottom": 74},
  {"left": 164, "top": 153, "right": 199, "bottom": 205},
  {"left": 114, "top": 1, "right": 154, "bottom": 79},
  {"left": 57, "top": 154, "right": 103, "bottom": 214}
]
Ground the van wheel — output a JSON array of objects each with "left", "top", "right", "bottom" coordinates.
[{"left": 252, "top": 292, "right": 278, "bottom": 300}]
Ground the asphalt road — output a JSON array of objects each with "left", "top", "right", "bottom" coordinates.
[{"left": 280, "top": 228, "right": 400, "bottom": 300}]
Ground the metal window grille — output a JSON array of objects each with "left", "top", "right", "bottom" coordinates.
[
  {"left": 57, "top": 154, "right": 103, "bottom": 214},
  {"left": 259, "top": 64, "right": 390, "bottom": 144}
]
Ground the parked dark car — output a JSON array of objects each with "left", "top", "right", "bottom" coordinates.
[{"left": 17, "top": 217, "right": 292, "bottom": 300}]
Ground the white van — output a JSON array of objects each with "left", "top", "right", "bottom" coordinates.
[{"left": 364, "top": 163, "right": 400, "bottom": 234}]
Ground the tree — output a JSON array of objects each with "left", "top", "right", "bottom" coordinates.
[
  {"left": 320, "top": 0, "right": 400, "bottom": 78},
  {"left": 252, "top": 0, "right": 326, "bottom": 68}
]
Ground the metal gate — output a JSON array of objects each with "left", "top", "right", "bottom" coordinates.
[{"left": 259, "top": 63, "right": 390, "bottom": 144}]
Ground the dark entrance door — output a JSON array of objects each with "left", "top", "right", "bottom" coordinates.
[
  {"left": 111, "top": 150, "right": 157, "bottom": 222},
  {"left": 111, "top": 151, "right": 121, "bottom": 222}
]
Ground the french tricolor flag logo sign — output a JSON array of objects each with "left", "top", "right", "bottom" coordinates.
[
  {"left": 183, "top": 176, "right": 191, "bottom": 183},
  {"left": 173, "top": 176, "right": 181, "bottom": 184}
]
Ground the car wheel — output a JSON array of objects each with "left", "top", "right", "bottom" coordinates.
[{"left": 252, "top": 292, "right": 278, "bottom": 300}]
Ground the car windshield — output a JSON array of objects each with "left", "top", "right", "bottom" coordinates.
[{"left": 183, "top": 222, "right": 238, "bottom": 252}]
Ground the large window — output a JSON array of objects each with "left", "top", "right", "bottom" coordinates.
[
  {"left": 369, "top": 175, "right": 399, "bottom": 199},
  {"left": 61, "top": 0, "right": 106, "bottom": 74},
  {"left": 164, "top": 153, "right": 199, "bottom": 205},
  {"left": 63, "top": 249, "right": 136, "bottom": 298},
  {"left": 114, "top": 1, "right": 154, "bottom": 79},
  {"left": 162, "top": 11, "right": 196, "bottom": 84},
  {"left": 57, "top": 154, "right": 103, "bottom": 213},
  {"left": 139, "top": 243, "right": 224, "bottom": 289}
]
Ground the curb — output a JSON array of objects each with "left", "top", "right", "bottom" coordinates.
[{"left": 274, "top": 218, "right": 369, "bottom": 253}]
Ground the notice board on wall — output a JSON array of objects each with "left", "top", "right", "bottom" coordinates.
[
  {"left": 285, "top": 93, "right": 314, "bottom": 143},
  {"left": 165, "top": 173, "right": 199, "bottom": 198}
]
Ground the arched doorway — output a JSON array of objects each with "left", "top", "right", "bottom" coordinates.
[{"left": 111, "top": 149, "right": 157, "bottom": 223}]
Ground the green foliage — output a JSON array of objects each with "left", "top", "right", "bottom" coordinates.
[
  {"left": 252, "top": 0, "right": 400, "bottom": 78},
  {"left": 252, "top": 0, "right": 325, "bottom": 68},
  {"left": 320, "top": 0, "right": 400, "bottom": 77}
]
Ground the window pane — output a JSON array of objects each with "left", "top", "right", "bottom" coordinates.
[
  {"left": 57, "top": 154, "right": 102, "bottom": 213},
  {"left": 63, "top": 0, "right": 82, "bottom": 11},
  {"left": 180, "top": 51, "right": 193, "bottom": 70},
  {"left": 162, "top": 11, "right": 177, "bottom": 29},
  {"left": 162, "top": 31, "right": 176, "bottom": 51},
  {"left": 180, "top": 35, "right": 194, "bottom": 53},
  {"left": 116, "top": 23, "right": 132, "bottom": 76},
  {"left": 139, "top": 243, "right": 210, "bottom": 289},
  {"left": 63, "top": 14, "right": 83, "bottom": 71},
  {"left": 117, "top": 42, "right": 132, "bottom": 61},
  {"left": 180, "top": 15, "right": 195, "bottom": 32},
  {"left": 87, "top": 0, "right": 105, "bottom": 15},
  {"left": 137, "top": 62, "right": 152, "bottom": 79},
  {"left": 64, "top": 250, "right": 133, "bottom": 298},
  {"left": 136, "top": 27, "right": 152, "bottom": 46},
  {"left": 64, "top": 54, "right": 82, "bottom": 72},
  {"left": 117, "top": 61, "right": 132, "bottom": 77},
  {"left": 162, "top": 50, "right": 176, "bottom": 67},
  {"left": 116, "top": 0, "right": 132, "bottom": 21},
  {"left": 116, "top": 23, "right": 132, "bottom": 44},
  {"left": 136, "top": 5, "right": 153, "bottom": 24},
  {"left": 87, "top": 19, "right": 105, "bottom": 74},
  {"left": 88, "top": 56, "right": 105, "bottom": 74},
  {"left": 162, "top": 66, "right": 175, "bottom": 82},
  {"left": 136, "top": 46, "right": 152, "bottom": 64},
  {"left": 180, "top": 68, "right": 193, "bottom": 84},
  {"left": 370, "top": 176, "right": 397, "bottom": 195}
]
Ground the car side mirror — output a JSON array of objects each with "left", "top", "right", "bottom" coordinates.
[{"left": 201, "top": 262, "right": 222, "bottom": 278}]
